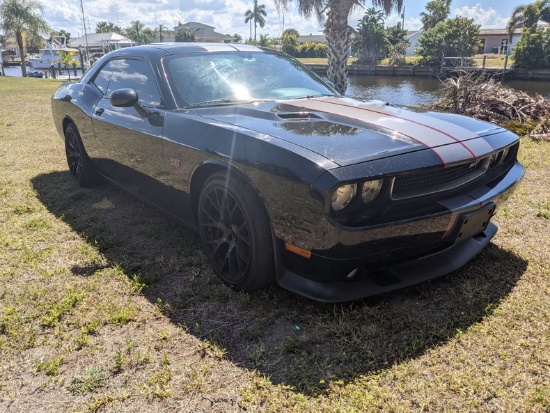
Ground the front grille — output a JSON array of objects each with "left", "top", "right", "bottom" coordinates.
[{"left": 391, "top": 158, "right": 489, "bottom": 200}]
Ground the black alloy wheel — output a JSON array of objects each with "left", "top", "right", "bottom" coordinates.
[
  {"left": 64, "top": 123, "right": 95, "bottom": 187},
  {"left": 198, "top": 172, "right": 275, "bottom": 292}
]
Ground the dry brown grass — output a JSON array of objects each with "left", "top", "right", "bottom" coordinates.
[{"left": 0, "top": 76, "right": 548, "bottom": 412}]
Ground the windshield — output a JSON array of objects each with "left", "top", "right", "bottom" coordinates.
[{"left": 165, "top": 50, "right": 338, "bottom": 107}]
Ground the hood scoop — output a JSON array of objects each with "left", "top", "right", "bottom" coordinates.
[{"left": 277, "top": 112, "right": 321, "bottom": 121}]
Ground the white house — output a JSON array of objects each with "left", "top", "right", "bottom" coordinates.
[
  {"left": 478, "top": 28, "right": 522, "bottom": 55},
  {"left": 406, "top": 28, "right": 524, "bottom": 57}
]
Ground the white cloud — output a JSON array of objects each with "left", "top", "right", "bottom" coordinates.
[
  {"left": 30, "top": 1, "right": 510, "bottom": 44},
  {"left": 38, "top": 0, "right": 325, "bottom": 40},
  {"left": 453, "top": 4, "right": 509, "bottom": 28}
]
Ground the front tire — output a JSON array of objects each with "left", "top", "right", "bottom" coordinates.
[
  {"left": 64, "top": 123, "right": 96, "bottom": 187},
  {"left": 198, "top": 172, "right": 275, "bottom": 292}
]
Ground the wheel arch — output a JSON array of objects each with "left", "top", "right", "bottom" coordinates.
[
  {"left": 62, "top": 116, "right": 77, "bottom": 133},
  {"left": 189, "top": 160, "right": 272, "bottom": 224}
]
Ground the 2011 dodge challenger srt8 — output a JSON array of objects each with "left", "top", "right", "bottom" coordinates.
[{"left": 51, "top": 43, "right": 525, "bottom": 302}]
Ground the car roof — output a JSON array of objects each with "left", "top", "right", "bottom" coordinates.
[{"left": 106, "top": 42, "right": 266, "bottom": 59}]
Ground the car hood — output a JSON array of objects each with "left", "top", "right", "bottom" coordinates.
[{"left": 197, "top": 96, "right": 504, "bottom": 167}]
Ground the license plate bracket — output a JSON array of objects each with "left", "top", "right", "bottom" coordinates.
[{"left": 454, "top": 203, "right": 496, "bottom": 243}]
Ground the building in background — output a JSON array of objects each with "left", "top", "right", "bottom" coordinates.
[
  {"left": 69, "top": 32, "right": 135, "bottom": 57},
  {"left": 152, "top": 22, "right": 235, "bottom": 43}
]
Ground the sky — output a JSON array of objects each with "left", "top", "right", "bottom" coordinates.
[{"left": 34, "top": 1, "right": 526, "bottom": 40}]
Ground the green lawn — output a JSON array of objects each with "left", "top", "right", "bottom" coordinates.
[
  {"left": 299, "top": 54, "right": 512, "bottom": 68},
  {"left": 0, "top": 76, "right": 548, "bottom": 412}
]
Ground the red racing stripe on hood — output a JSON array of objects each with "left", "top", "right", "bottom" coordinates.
[
  {"left": 307, "top": 97, "right": 494, "bottom": 162},
  {"left": 288, "top": 98, "right": 449, "bottom": 165}
]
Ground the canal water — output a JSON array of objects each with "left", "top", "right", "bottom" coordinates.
[
  {"left": 346, "top": 75, "right": 550, "bottom": 107},
  {"left": 3, "top": 66, "right": 550, "bottom": 107}
]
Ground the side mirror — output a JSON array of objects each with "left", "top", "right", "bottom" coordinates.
[
  {"left": 108, "top": 88, "right": 163, "bottom": 126},
  {"left": 109, "top": 88, "right": 138, "bottom": 107}
]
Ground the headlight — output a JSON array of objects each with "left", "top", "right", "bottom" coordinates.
[
  {"left": 331, "top": 183, "right": 357, "bottom": 211},
  {"left": 362, "top": 179, "right": 383, "bottom": 204}
]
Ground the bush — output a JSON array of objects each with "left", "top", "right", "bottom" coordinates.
[{"left": 512, "top": 26, "right": 550, "bottom": 69}]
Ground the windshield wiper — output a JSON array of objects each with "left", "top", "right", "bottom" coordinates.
[
  {"left": 185, "top": 99, "right": 254, "bottom": 108},
  {"left": 307, "top": 93, "right": 338, "bottom": 98}
]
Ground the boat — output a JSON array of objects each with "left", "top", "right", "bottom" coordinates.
[{"left": 28, "top": 37, "right": 80, "bottom": 69}]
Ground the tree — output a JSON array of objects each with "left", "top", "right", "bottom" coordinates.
[
  {"left": 154, "top": 24, "right": 165, "bottom": 42},
  {"left": 257, "top": 34, "right": 271, "bottom": 47},
  {"left": 512, "top": 25, "right": 550, "bottom": 68},
  {"left": 415, "top": 16, "right": 481, "bottom": 67},
  {"left": 244, "top": 0, "right": 267, "bottom": 41},
  {"left": 0, "top": 0, "right": 50, "bottom": 77},
  {"left": 25, "top": 30, "right": 43, "bottom": 53},
  {"left": 174, "top": 24, "right": 195, "bottom": 42},
  {"left": 274, "top": 0, "right": 403, "bottom": 94},
  {"left": 124, "top": 20, "right": 153, "bottom": 45},
  {"left": 96, "top": 21, "right": 122, "bottom": 34},
  {"left": 353, "top": 8, "right": 389, "bottom": 65},
  {"left": 283, "top": 28, "right": 299, "bottom": 38},
  {"left": 51, "top": 29, "right": 71, "bottom": 42},
  {"left": 233, "top": 33, "right": 243, "bottom": 43},
  {"left": 281, "top": 28, "right": 299, "bottom": 55},
  {"left": 420, "top": 0, "right": 452, "bottom": 31},
  {"left": 507, "top": 0, "right": 550, "bottom": 42},
  {"left": 385, "top": 23, "right": 409, "bottom": 65}
]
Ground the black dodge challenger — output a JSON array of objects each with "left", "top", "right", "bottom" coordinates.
[{"left": 51, "top": 43, "right": 525, "bottom": 302}]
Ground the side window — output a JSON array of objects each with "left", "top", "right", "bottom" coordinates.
[
  {"left": 91, "top": 60, "right": 118, "bottom": 94},
  {"left": 107, "top": 59, "right": 163, "bottom": 107}
]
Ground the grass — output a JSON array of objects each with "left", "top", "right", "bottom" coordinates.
[{"left": 0, "top": 76, "right": 549, "bottom": 412}]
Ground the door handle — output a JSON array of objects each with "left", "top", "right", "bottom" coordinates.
[{"left": 95, "top": 107, "right": 104, "bottom": 116}]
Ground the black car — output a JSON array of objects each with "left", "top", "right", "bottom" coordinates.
[{"left": 51, "top": 43, "right": 525, "bottom": 302}]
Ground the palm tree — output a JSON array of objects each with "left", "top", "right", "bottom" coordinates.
[
  {"left": 274, "top": 0, "right": 403, "bottom": 94},
  {"left": 174, "top": 24, "right": 195, "bottom": 42},
  {"left": 507, "top": 0, "right": 550, "bottom": 39},
  {"left": 244, "top": 0, "right": 267, "bottom": 41},
  {"left": 0, "top": 0, "right": 50, "bottom": 77},
  {"left": 354, "top": 8, "right": 389, "bottom": 65},
  {"left": 96, "top": 21, "right": 123, "bottom": 34},
  {"left": 420, "top": 0, "right": 452, "bottom": 31},
  {"left": 154, "top": 24, "right": 165, "bottom": 42},
  {"left": 124, "top": 20, "right": 153, "bottom": 45}
]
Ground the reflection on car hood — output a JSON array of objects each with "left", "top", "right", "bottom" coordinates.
[{"left": 197, "top": 96, "right": 505, "bottom": 167}]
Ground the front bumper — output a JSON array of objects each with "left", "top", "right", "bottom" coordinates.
[
  {"left": 274, "top": 161, "right": 525, "bottom": 302},
  {"left": 278, "top": 222, "right": 497, "bottom": 302}
]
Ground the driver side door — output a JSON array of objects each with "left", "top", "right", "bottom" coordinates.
[{"left": 89, "top": 58, "right": 168, "bottom": 199}]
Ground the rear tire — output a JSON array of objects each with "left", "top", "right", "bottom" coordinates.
[
  {"left": 198, "top": 172, "right": 275, "bottom": 292},
  {"left": 64, "top": 123, "right": 96, "bottom": 187}
]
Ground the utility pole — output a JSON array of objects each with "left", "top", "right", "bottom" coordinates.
[{"left": 80, "top": 0, "right": 89, "bottom": 63}]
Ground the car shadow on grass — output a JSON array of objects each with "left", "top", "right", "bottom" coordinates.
[{"left": 31, "top": 171, "right": 528, "bottom": 396}]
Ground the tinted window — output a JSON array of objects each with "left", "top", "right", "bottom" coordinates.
[
  {"left": 106, "top": 59, "right": 162, "bottom": 107},
  {"left": 92, "top": 60, "right": 118, "bottom": 94}
]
